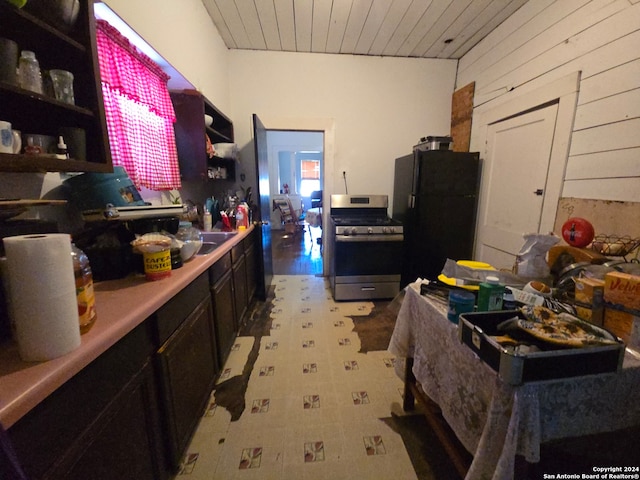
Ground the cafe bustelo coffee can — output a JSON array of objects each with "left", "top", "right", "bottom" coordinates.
[{"left": 143, "top": 249, "right": 171, "bottom": 281}]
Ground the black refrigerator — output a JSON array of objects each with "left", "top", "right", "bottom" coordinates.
[{"left": 392, "top": 150, "right": 481, "bottom": 287}]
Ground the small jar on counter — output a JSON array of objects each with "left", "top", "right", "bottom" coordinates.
[{"left": 477, "top": 276, "right": 504, "bottom": 312}]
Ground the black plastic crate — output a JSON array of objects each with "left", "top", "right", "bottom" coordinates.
[{"left": 458, "top": 310, "right": 625, "bottom": 385}]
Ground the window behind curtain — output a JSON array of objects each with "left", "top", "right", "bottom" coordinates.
[{"left": 96, "top": 20, "right": 181, "bottom": 190}]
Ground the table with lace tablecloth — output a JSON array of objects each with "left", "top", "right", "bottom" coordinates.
[{"left": 388, "top": 281, "right": 640, "bottom": 480}]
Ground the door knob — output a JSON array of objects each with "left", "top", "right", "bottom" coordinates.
[{"left": 533, "top": 189, "right": 544, "bottom": 196}]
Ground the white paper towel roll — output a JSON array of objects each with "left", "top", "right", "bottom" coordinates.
[{"left": 3, "top": 234, "right": 81, "bottom": 362}]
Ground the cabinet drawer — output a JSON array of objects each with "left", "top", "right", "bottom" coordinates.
[
  {"left": 154, "top": 272, "right": 209, "bottom": 345},
  {"left": 209, "top": 251, "right": 232, "bottom": 284}
]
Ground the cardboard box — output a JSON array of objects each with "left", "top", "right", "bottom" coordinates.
[
  {"left": 575, "top": 277, "right": 604, "bottom": 304},
  {"left": 604, "top": 272, "right": 640, "bottom": 313},
  {"left": 574, "top": 277, "right": 604, "bottom": 326},
  {"left": 575, "top": 306, "right": 603, "bottom": 327},
  {"left": 604, "top": 307, "right": 640, "bottom": 350}
]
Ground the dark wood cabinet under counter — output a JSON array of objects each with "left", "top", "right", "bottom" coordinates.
[
  {"left": 1, "top": 321, "right": 166, "bottom": 480},
  {"left": 156, "top": 294, "right": 218, "bottom": 471},
  {"left": 245, "top": 230, "right": 258, "bottom": 302},
  {"left": 152, "top": 272, "right": 218, "bottom": 472},
  {"left": 0, "top": 227, "right": 257, "bottom": 479},
  {"left": 209, "top": 251, "right": 237, "bottom": 368},
  {"left": 231, "top": 241, "right": 248, "bottom": 328}
]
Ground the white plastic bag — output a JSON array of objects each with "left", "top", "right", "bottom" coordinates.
[{"left": 514, "top": 233, "right": 560, "bottom": 280}]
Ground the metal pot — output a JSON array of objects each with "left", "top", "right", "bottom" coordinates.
[{"left": 24, "top": 0, "right": 80, "bottom": 33}]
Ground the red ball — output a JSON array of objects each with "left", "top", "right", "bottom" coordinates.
[{"left": 561, "top": 217, "right": 595, "bottom": 248}]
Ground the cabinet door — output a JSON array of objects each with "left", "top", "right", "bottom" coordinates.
[
  {"left": 211, "top": 268, "right": 236, "bottom": 367},
  {"left": 49, "top": 362, "right": 167, "bottom": 480},
  {"left": 5, "top": 321, "right": 158, "bottom": 480},
  {"left": 156, "top": 296, "right": 217, "bottom": 470},
  {"left": 170, "top": 90, "right": 235, "bottom": 181},
  {"left": 245, "top": 243, "right": 257, "bottom": 302},
  {"left": 233, "top": 254, "right": 248, "bottom": 328},
  {"left": 170, "top": 91, "right": 207, "bottom": 180}
]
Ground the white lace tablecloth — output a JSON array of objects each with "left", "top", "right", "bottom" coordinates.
[{"left": 388, "top": 282, "right": 640, "bottom": 480}]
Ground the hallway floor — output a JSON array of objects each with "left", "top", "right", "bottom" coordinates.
[
  {"left": 271, "top": 225, "right": 323, "bottom": 275},
  {"left": 177, "top": 275, "right": 419, "bottom": 480}
]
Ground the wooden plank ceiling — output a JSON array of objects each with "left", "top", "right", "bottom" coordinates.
[{"left": 201, "top": 0, "right": 529, "bottom": 59}]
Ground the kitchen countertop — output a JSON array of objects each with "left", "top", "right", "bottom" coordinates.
[{"left": 0, "top": 226, "right": 254, "bottom": 429}]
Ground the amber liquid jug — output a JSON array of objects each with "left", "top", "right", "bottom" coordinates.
[{"left": 71, "top": 243, "right": 97, "bottom": 333}]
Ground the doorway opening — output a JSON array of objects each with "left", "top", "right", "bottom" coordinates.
[{"left": 266, "top": 130, "right": 324, "bottom": 275}]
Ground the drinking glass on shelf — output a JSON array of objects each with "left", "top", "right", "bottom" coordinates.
[
  {"left": 17, "top": 50, "right": 43, "bottom": 94},
  {"left": 49, "top": 69, "right": 75, "bottom": 105}
]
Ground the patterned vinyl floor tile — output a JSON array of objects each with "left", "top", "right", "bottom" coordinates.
[{"left": 178, "top": 275, "right": 417, "bottom": 480}]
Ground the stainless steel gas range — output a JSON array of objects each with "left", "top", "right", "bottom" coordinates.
[{"left": 329, "top": 194, "right": 404, "bottom": 301}]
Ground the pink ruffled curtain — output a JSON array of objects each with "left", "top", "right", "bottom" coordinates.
[{"left": 96, "top": 20, "right": 181, "bottom": 190}]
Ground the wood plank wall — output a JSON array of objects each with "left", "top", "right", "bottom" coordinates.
[
  {"left": 457, "top": 0, "right": 640, "bottom": 203},
  {"left": 450, "top": 82, "right": 474, "bottom": 152}
]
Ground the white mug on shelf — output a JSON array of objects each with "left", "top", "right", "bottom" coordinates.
[{"left": 0, "top": 121, "right": 21, "bottom": 154}]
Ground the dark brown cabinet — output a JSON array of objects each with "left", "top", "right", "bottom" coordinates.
[
  {"left": 209, "top": 251, "right": 236, "bottom": 367},
  {"left": 170, "top": 89, "right": 234, "bottom": 181},
  {"left": 232, "top": 242, "right": 248, "bottom": 328},
  {"left": 209, "top": 232, "right": 258, "bottom": 368},
  {"left": 156, "top": 296, "right": 217, "bottom": 471},
  {"left": 153, "top": 272, "right": 218, "bottom": 472},
  {"left": 3, "top": 321, "right": 166, "bottom": 480},
  {"left": 0, "top": 0, "right": 112, "bottom": 173},
  {"left": 48, "top": 361, "right": 165, "bottom": 480},
  {"left": 1, "top": 234, "right": 262, "bottom": 479},
  {"left": 245, "top": 230, "right": 257, "bottom": 302},
  {"left": 3, "top": 272, "right": 223, "bottom": 480}
]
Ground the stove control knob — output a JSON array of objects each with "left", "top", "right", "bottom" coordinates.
[
  {"left": 351, "top": 227, "right": 358, "bottom": 235},
  {"left": 389, "top": 227, "right": 396, "bottom": 234},
  {"left": 367, "top": 227, "right": 373, "bottom": 234},
  {"left": 382, "top": 227, "right": 388, "bottom": 234}
]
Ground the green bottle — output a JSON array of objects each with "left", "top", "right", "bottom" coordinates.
[{"left": 477, "top": 275, "right": 504, "bottom": 312}]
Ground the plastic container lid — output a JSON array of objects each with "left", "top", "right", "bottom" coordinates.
[
  {"left": 485, "top": 275, "right": 500, "bottom": 285},
  {"left": 449, "top": 290, "right": 475, "bottom": 303}
]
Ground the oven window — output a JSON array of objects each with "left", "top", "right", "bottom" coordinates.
[{"left": 334, "top": 240, "right": 402, "bottom": 276}]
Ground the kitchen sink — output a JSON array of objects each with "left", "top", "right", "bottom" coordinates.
[
  {"left": 196, "top": 231, "right": 238, "bottom": 255},
  {"left": 200, "top": 231, "right": 238, "bottom": 243}
]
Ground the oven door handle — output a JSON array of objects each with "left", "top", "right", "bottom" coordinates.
[{"left": 335, "top": 234, "right": 404, "bottom": 242}]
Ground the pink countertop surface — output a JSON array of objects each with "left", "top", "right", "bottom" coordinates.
[{"left": 0, "top": 226, "right": 253, "bottom": 429}]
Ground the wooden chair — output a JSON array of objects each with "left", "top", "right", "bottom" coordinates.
[
  {"left": 274, "top": 199, "right": 300, "bottom": 237},
  {"left": 288, "top": 198, "right": 308, "bottom": 237}
]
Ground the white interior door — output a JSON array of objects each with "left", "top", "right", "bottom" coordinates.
[{"left": 476, "top": 103, "right": 559, "bottom": 269}]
